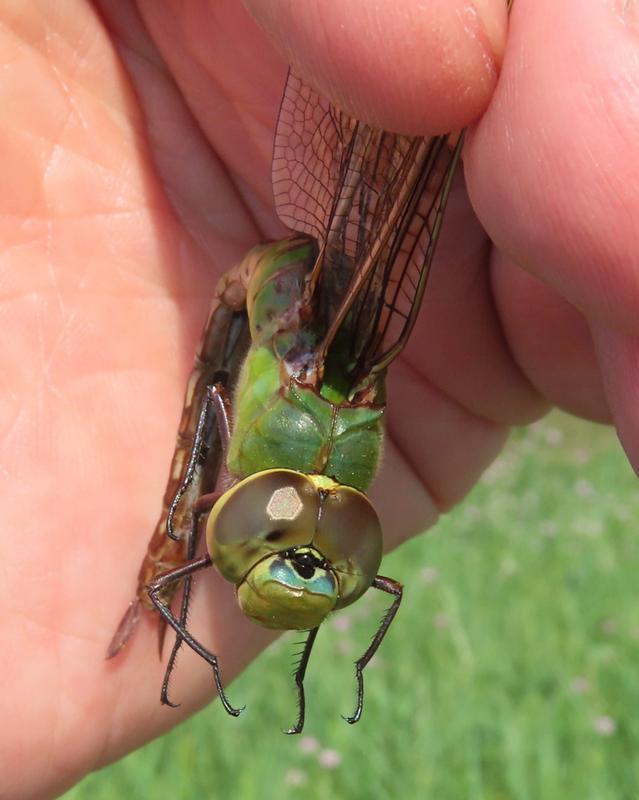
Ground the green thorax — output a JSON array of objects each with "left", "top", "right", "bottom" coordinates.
[{"left": 226, "top": 236, "right": 385, "bottom": 492}]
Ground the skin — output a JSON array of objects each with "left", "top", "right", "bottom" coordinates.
[{"left": 2, "top": 0, "right": 639, "bottom": 796}]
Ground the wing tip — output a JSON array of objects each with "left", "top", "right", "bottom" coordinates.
[{"left": 105, "top": 599, "right": 142, "bottom": 660}]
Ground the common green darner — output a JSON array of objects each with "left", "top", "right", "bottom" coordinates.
[{"left": 107, "top": 70, "right": 464, "bottom": 733}]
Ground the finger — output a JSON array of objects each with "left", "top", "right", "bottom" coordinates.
[
  {"left": 466, "top": 0, "right": 639, "bottom": 332},
  {"left": 105, "top": 0, "right": 278, "bottom": 252},
  {"left": 491, "top": 250, "right": 609, "bottom": 422},
  {"left": 402, "top": 181, "right": 548, "bottom": 428},
  {"left": 591, "top": 326, "right": 639, "bottom": 472},
  {"left": 380, "top": 179, "right": 542, "bottom": 540},
  {"left": 384, "top": 359, "right": 509, "bottom": 519},
  {"left": 244, "top": 0, "right": 510, "bottom": 133}
]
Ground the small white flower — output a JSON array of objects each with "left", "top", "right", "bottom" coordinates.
[
  {"left": 284, "top": 768, "right": 308, "bottom": 787},
  {"left": 433, "top": 612, "right": 450, "bottom": 629},
  {"left": 571, "top": 517, "right": 603, "bottom": 538},
  {"left": 318, "top": 749, "right": 342, "bottom": 769},
  {"left": 299, "top": 736, "right": 319, "bottom": 754},
  {"left": 544, "top": 427, "right": 564, "bottom": 445},
  {"left": 569, "top": 676, "right": 591, "bottom": 695},
  {"left": 593, "top": 716, "right": 616, "bottom": 736},
  {"left": 499, "top": 556, "right": 518, "bottom": 577},
  {"left": 599, "top": 647, "right": 616, "bottom": 664},
  {"left": 572, "top": 448, "right": 591, "bottom": 465},
  {"left": 331, "top": 615, "right": 351, "bottom": 632},
  {"left": 539, "top": 520, "right": 559, "bottom": 538},
  {"left": 574, "top": 479, "right": 595, "bottom": 498},
  {"left": 465, "top": 504, "right": 483, "bottom": 520},
  {"left": 336, "top": 639, "right": 354, "bottom": 656},
  {"left": 420, "top": 566, "right": 439, "bottom": 585},
  {"left": 615, "top": 504, "right": 633, "bottom": 522}
]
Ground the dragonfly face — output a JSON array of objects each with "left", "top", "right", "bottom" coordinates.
[{"left": 206, "top": 469, "right": 383, "bottom": 630}]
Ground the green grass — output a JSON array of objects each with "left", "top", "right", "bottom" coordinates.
[{"left": 65, "top": 413, "right": 639, "bottom": 799}]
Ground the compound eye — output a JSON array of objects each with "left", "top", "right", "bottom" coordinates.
[
  {"left": 206, "top": 469, "right": 320, "bottom": 585},
  {"left": 313, "top": 485, "right": 382, "bottom": 608}
]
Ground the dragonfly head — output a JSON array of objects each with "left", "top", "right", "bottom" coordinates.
[
  {"left": 236, "top": 545, "right": 337, "bottom": 629},
  {"left": 206, "top": 469, "right": 383, "bottom": 631}
]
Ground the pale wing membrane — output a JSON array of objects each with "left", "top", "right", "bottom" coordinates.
[
  {"left": 355, "top": 133, "right": 464, "bottom": 378},
  {"left": 273, "top": 72, "right": 355, "bottom": 245},
  {"left": 272, "top": 71, "right": 463, "bottom": 392},
  {"left": 106, "top": 305, "right": 250, "bottom": 658}
]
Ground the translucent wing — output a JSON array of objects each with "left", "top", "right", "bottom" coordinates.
[{"left": 272, "top": 71, "right": 463, "bottom": 394}]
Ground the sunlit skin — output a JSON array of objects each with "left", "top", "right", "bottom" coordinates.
[{"left": 3, "top": 1, "right": 639, "bottom": 797}]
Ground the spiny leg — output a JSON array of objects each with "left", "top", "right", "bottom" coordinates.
[
  {"left": 160, "top": 382, "right": 232, "bottom": 701},
  {"left": 160, "top": 491, "right": 220, "bottom": 707},
  {"left": 285, "top": 627, "right": 319, "bottom": 736},
  {"left": 344, "top": 575, "right": 403, "bottom": 725},
  {"left": 159, "top": 574, "right": 192, "bottom": 708},
  {"left": 167, "top": 383, "right": 232, "bottom": 542},
  {"left": 148, "top": 555, "right": 244, "bottom": 718}
]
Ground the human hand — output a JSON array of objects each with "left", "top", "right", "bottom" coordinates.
[{"left": 3, "top": 2, "right": 636, "bottom": 798}]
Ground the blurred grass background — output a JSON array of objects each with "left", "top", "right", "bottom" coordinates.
[{"left": 65, "top": 412, "right": 639, "bottom": 799}]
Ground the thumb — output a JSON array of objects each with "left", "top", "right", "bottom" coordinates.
[{"left": 243, "top": 0, "right": 509, "bottom": 134}]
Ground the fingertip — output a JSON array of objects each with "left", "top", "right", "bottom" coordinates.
[
  {"left": 466, "top": 0, "right": 639, "bottom": 331},
  {"left": 592, "top": 326, "right": 639, "bottom": 474},
  {"left": 244, "top": 0, "right": 509, "bottom": 134}
]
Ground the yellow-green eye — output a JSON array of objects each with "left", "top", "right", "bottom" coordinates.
[
  {"left": 313, "top": 485, "right": 382, "bottom": 609},
  {"left": 206, "top": 469, "right": 320, "bottom": 585},
  {"left": 206, "top": 468, "right": 383, "bottom": 630}
]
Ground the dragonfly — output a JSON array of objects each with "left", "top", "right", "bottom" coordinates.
[{"left": 107, "top": 70, "right": 464, "bottom": 734}]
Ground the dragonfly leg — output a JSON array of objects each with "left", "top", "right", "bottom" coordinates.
[
  {"left": 160, "top": 381, "right": 234, "bottom": 699},
  {"left": 284, "top": 627, "right": 319, "bottom": 736},
  {"left": 159, "top": 584, "right": 190, "bottom": 708},
  {"left": 167, "top": 383, "right": 232, "bottom": 542},
  {"left": 148, "top": 554, "right": 244, "bottom": 718},
  {"left": 343, "top": 575, "right": 403, "bottom": 725},
  {"left": 160, "top": 492, "right": 220, "bottom": 706}
]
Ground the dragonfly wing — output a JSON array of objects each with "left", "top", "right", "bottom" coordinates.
[
  {"left": 106, "top": 300, "right": 250, "bottom": 658},
  {"left": 273, "top": 71, "right": 356, "bottom": 246},
  {"left": 272, "top": 71, "right": 463, "bottom": 396}
]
